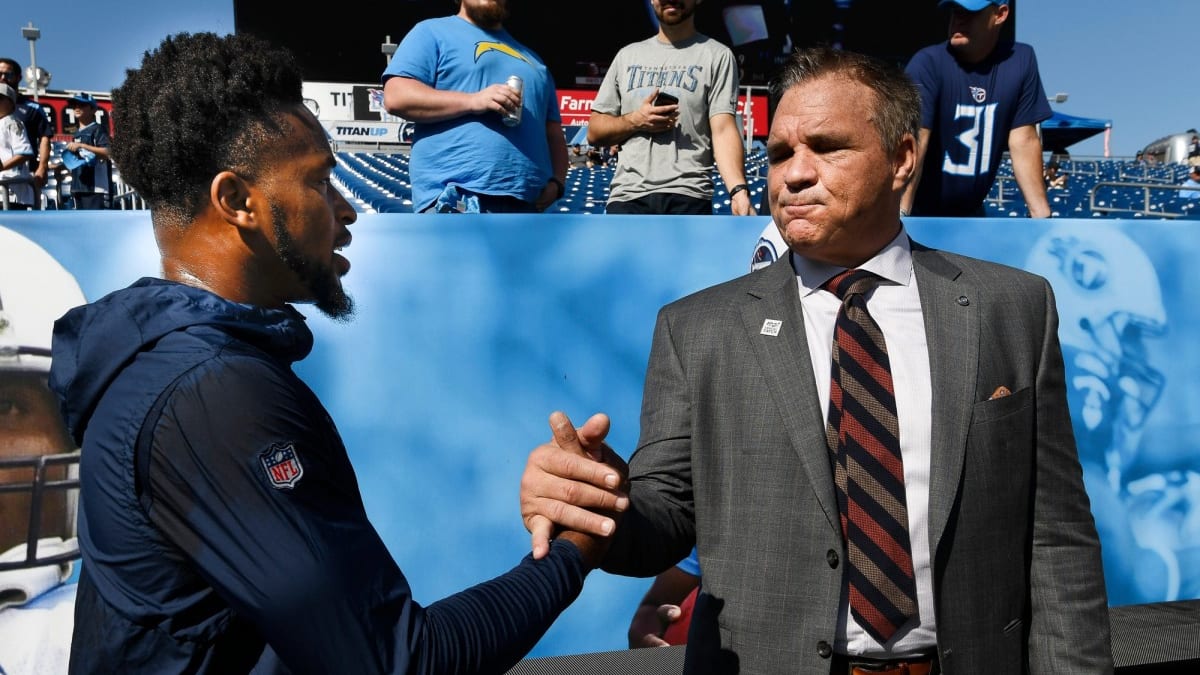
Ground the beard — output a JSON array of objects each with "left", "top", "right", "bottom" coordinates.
[
  {"left": 271, "top": 203, "right": 354, "bottom": 321},
  {"left": 463, "top": 0, "right": 509, "bottom": 28},
  {"left": 654, "top": 1, "right": 695, "bottom": 25}
]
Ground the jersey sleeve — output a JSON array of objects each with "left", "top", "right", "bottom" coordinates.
[
  {"left": 904, "top": 48, "right": 939, "bottom": 130},
  {"left": 144, "top": 353, "right": 586, "bottom": 674},
  {"left": 675, "top": 547, "right": 702, "bottom": 577},
  {"left": 21, "top": 102, "right": 51, "bottom": 145},
  {"left": 1011, "top": 45, "right": 1052, "bottom": 129}
]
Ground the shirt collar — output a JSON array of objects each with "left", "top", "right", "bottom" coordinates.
[{"left": 789, "top": 227, "right": 914, "bottom": 295}]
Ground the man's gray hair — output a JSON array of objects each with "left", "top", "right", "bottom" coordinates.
[{"left": 769, "top": 47, "right": 920, "bottom": 155}]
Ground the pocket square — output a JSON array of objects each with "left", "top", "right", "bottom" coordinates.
[{"left": 989, "top": 385, "right": 1012, "bottom": 400}]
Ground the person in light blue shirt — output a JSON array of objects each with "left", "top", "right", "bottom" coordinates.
[
  {"left": 382, "top": 0, "right": 567, "bottom": 214},
  {"left": 1180, "top": 166, "right": 1200, "bottom": 200}
]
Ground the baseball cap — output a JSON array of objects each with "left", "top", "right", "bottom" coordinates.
[
  {"left": 68, "top": 92, "right": 98, "bottom": 108},
  {"left": 0, "top": 83, "right": 16, "bottom": 105},
  {"left": 939, "top": 0, "right": 1008, "bottom": 10}
]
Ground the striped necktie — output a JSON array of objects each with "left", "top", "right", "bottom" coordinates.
[{"left": 823, "top": 268, "right": 917, "bottom": 643}]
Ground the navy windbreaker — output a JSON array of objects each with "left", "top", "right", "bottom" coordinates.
[{"left": 49, "top": 278, "right": 586, "bottom": 674}]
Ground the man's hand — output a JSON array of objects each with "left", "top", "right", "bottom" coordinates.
[
  {"left": 521, "top": 411, "right": 628, "bottom": 561},
  {"left": 533, "top": 180, "right": 560, "bottom": 211},
  {"left": 731, "top": 190, "right": 757, "bottom": 216},
  {"left": 631, "top": 89, "right": 678, "bottom": 135},
  {"left": 629, "top": 602, "right": 684, "bottom": 648},
  {"left": 472, "top": 82, "right": 522, "bottom": 119}
]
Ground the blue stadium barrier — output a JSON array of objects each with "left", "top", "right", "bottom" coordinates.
[{"left": 4, "top": 212, "right": 1199, "bottom": 661}]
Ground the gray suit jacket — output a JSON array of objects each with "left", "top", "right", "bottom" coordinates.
[{"left": 602, "top": 241, "right": 1114, "bottom": 674}]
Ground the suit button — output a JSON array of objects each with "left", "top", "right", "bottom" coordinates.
[
  {"left": 826, "top": 549, "right": 839, "bottom": 568},
  {"left": 817, "top": 640, "right": 832, "bottom": 658}
]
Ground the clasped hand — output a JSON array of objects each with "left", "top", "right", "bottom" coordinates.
[{"left": 520, "top": 411, "right": 629, "bottom": 568}]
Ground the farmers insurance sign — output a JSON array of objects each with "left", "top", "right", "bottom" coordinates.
[{"left": 557, "top": 89, "right": 769, "bottom": 138}]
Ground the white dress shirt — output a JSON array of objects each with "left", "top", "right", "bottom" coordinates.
[{"left": 788, "top": 228, "right": 938, "bottom": 656}]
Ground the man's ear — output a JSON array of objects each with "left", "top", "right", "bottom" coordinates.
[
  {"left": 210, "top": 171, "right": 257, "bottom": 230},
  {"left": 993, "top": 4, "right": 1010, "bottom": 26},
  {"left": 893, "top": 132, "right": 918, "bottom": 191}
]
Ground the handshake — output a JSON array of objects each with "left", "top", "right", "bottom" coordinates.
[{"left": 520, "top": 411, "right": 629, "bottom": 569}]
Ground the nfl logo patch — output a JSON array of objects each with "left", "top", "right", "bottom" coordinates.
[{"left": 260, "top": 442, "right": 304, "bottom": 489}]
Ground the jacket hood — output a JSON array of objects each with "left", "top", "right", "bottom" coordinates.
[{"left": 49, "top": 277, "right": 313, "bottom": 446}]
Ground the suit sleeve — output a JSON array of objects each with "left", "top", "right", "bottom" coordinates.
[
  {"left": 145, "top": 354, "right": 586, "bottom": 675},
  {"left": 602, "top": 307, "right": 698, "bottom": 577},
  {"left": 1027, "top": 279, "right": 1114, "bottom": 673}
]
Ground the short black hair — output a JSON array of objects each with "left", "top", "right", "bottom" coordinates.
[{"left": 110, "top": 32, "right": 304, "bottom": 227}]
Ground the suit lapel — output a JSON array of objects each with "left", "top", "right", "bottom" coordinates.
[
  {"left": 740, "top": 257, "right": 840, "bottom": 534},
  {"left": 911, "top": 244, "right": 977, "bottom": 553}
]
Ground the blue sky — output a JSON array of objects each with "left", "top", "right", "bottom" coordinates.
[{"left": 1, "top": 1, "right": 1195, "bottom": 157}]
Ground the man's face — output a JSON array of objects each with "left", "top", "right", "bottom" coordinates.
[
  {"left": 0, "top": 371, "right": 74, "bottom": 554},
  {"left": 0, "top": 64, "right": 19, "bottom": 90},
  {"left": 653, "top": 0, "right": 697, "bottom": 26},
  {"left": 461, "top": 0, "right": 509, "bottom": 28},
  {"left": 72, "top": 103, "right": 96, "bottom": 124},
  {"left": 765, "top": 74, "right": 910, "bottom": 267},
  {"left": 255, "top": 107, "right": 357, "bottom": 320},
  {"left": 947, "top": 4, "right": 1005, "bottom": 50}
]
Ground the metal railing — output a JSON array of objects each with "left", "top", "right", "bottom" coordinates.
[
  {"left": 1089, "top": 180, "right": 1195, "bottom": 219},
  {"left": 0, "top": 175, "right": 41, "bottom": 210},
  {"left": 110, "top": 176, "right": 146, "bottom": 210}
]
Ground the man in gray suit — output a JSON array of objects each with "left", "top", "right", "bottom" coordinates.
[{"left": 521, "top": 46, "right": 1112, "bottom": 674}]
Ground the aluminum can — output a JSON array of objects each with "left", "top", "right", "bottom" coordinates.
[{"left": 502, "top": 75, "right": 523, "bottom": 127}]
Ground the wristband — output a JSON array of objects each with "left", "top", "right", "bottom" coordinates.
[
  {"left": 729, "top": 183, "right": 750, "bottom": 198},
  {"left": 549, "top": 177, "right": 565, "bottom": 201}
]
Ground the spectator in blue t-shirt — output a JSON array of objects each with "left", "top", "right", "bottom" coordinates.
[
  {"left": 901, "top": 0, "right": 1052, "bottom": 218},
  {"left": 381, "top": 0, "right": 567, "bottom": 214}
]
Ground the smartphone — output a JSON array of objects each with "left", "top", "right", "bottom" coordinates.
[{"left": 653, "top": 91, "right": 679, "bottom": 107}]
